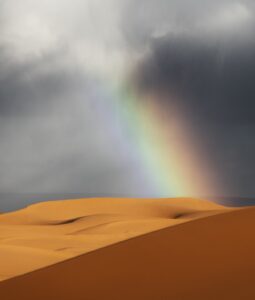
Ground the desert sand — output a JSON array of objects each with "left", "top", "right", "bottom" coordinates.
[
  {"left": 0, "top": 198, "right": 254, "bottom": 299},
  {"left": 0, "top": 197, "right": 225, "bottom": 281}
]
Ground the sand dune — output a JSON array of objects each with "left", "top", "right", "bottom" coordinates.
[
  {"left": 0, "top": 203, "right": 254, "bottom": 299},
  {"left": 0, "top": 197, "right": 226, "bottom": 281}
]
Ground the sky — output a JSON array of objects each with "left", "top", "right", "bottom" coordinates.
[{"left": 1, "top": 0, "right": 255, "bottom": 209}]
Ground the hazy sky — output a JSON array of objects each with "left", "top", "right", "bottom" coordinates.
[{"left": 1, "top": 0, "right": 255, "bottom": 209}]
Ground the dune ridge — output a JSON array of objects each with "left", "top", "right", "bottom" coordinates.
[{"left": 0, "top": 197, "right": 228, "bottom": 281}]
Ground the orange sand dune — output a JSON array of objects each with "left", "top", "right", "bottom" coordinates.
[
  {"left": 0, "top": 198, "right": 226, "bottom": 281},
  {"left": 0, "top": 204, "right": 254, "bottom": 299}
]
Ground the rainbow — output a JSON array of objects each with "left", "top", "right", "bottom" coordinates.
[{"left": 92, "top": 78, "right": 217, "bottom": 198}]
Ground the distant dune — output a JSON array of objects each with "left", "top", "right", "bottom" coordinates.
[{"left": 1, "top": 198, "right": 254, "bottom": 299}]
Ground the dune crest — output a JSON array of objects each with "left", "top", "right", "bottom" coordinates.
[{"left": 0, "top": 197, "right": 228, "bottom": 281}]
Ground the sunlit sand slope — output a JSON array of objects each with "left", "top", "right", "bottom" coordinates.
[
  {"left": 0, "top": 198, "right": 226, "bottom": 280},
  {"left": 0, "top": 206, "right": 254, "bottom": 300}
]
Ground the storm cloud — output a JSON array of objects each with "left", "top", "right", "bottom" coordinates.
[
  {"left": 130, "top": 1, "right": 255, "bottom": 198},
  {"left": 0, "top": 0, "right": 255, "bottom": 210}
]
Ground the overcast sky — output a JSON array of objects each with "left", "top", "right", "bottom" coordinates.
[{"left": 1, "top": 0, "right": 255, "bottom": 210}]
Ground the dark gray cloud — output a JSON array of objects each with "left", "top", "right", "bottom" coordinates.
[
  {"left": 131, "top": 14, "right": 255, "bottom": 198},
  {"left": 1, "top": 0, "right": 255, "bottom": 210},
  {"left": 135, "top": 34, "right": 255, "bottom": 124},
  {"left": 0, "top": 46, "right": 152, "bottom": 211},
  {"left": 0, "top": 1, "right": 143, "bottom": 208},
  {"left": 0, "top": 50, "right": 86, "bottom": 116}
]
